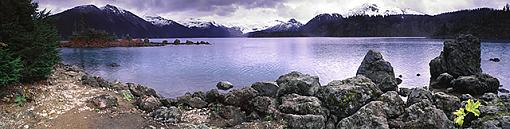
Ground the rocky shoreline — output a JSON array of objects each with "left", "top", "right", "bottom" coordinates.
[{"left": 1, "top": 35, "right": 509, "bottom": 129}]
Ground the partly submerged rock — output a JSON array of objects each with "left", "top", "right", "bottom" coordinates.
[
  {"left": 451, "top": 74, "right": 500, "bottom": 95},
  {"left": 398, "top": 87, "right": 411, "bottom": 97},
  {"left": 356, "top": 50, "right": 398, "bottom": 92},
  {"left": 217, "top": 81, "right": 234, "bottom": 90},
  {"left": 276, "top": 71, "right": 320, "bottom": 96},
  {"left": 315, "top": 75, "right": 382, "bottom": 119},
  {"left": 429, "top": 34, "right": 482, "bottom": 79}
]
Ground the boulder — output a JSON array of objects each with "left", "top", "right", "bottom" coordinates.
[
  {"left": 150, "top": 106, "right": 181, "bottom": 123},
  {"left": 82, "top": 75, "right": 112, "bottom": 88},
  {"left": 356, "top": 50, "right": 398, "bottom": 92},
  {"left": 429, "top": 34, "right": 482, "bottom": 79},
  {"left": 406, "top": 88, "right": 433, "bottom": 106},
  {"left": 205, "top": 89, "right": 224, "bottom": 103},
  {"left": 430, "top": 73, "right": 454, "bottom": 89},
  {"left": 480, "top": 93, "right": 499, "bottom": 102},
  {"left": 249, "top": 96, "right": 277, "bottom": 115},
  {"left": 336, "top": 101, "right": 389, "bottom": 129},
  {"left": 282, "top": 114, "right": 325, "bottom": 129},
  {"left": 460, "top": 94, "right": 474, "bottom": 101},
  {"left": 278, "top": 93, "right": 323, "bottom": 115},
  {"left": 224, "top": 87, "right": 258, "bottom": 111},
  {"left": 377, "top": 91, "right": 405, "bottom": 118},
  {"left": 398, "top": 87, "right": 411, "bottom": 97},
  {"left": 90, "top": 94, "right": 118, "bottom": 109},
  {"left": 210, "top": 104, "right": 246, "bottom": 127},
  {"left": 451, "top": 74, "right": 500, "bottom": 95},
  {"left": 500, "top": 94, "right": 510, "bottom": 102},
  {"left": 479, "top": 105, "right": 499, "bottom": 116},
  {"left": 315, "top": 75, "right": 382, "bottom": 118},
  {"left": 403, "top": 99, "right": 454, "bottom": 129},
  {"left": 251, "top": 81, "right": 279, "bottom": 97},
  {"left": 135, "top": 95, "right": 162, "bottom": 112},
  {"left": 474, "top": 116, "right": 510, "bottom": 129},
  {"left": 128, "top": 83, "right": 160, "bottom": 98},
  {"left": 276, "top": 71, "right": 320, "bottom": 96},
  {"left": 160, "top": 98, "right": 178, "bottom": 107},
  {"left": 176, "top": 95, "right": 208, "bottom": 109},
  {"left": 432, "top": 92, "right": 461, "bottom": 120},
  {"left": 217, "top": 81, "right": 234, "bottom": 90}
]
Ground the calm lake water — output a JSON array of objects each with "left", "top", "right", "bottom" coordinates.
[{"left": 60, "top": 37, "right": 510, "bottom": 97}]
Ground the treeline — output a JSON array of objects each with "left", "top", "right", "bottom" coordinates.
[
  {"left": 0, "top": 0, "right": 59, "bottom": 86},
  {"left": 248, "top": 8, "right": 510, "bottom": 39}
]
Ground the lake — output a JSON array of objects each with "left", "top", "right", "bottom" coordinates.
[{"left": 60, "top": 37, "right": 510, "bottom": 97}]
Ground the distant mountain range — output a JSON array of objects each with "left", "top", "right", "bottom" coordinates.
[
  {"left": 248, "top": 6, "right": 510, "bottom": 39},
  {"left": 51, "top": 4, "right": 510, "bottom": 39},
  {"left": 51, "top": 4, "right": 242, "bottom": 39}
]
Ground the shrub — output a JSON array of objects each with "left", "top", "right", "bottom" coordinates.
[
  {"left": 0, "top": 46, "right": 23, "bottom": 86},
  {"left": 454, "top": 99, "right": 481, "bottom": 127},
  {"left": 0, "top": 0, "right": 60, "bottom": 82}
]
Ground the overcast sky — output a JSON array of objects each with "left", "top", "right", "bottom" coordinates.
[{"left": 36, "top": 0, "right": 510, "bottom": 29}]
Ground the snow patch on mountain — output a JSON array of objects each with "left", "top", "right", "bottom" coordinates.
[
  {"left": 346, "top": 3, "right": 424, "bottom": 17},
  {"left": 263, "top": 19, "right": 303, "bottom": 32},
  {"left": 145, "top": 16, "right": 176, "bottom": 26},
  {"left": 100, "top": 4, "right": 128, "bottom": 15},
  {"left": 178, "top": 18, "right": 221, "bottom": 28}
]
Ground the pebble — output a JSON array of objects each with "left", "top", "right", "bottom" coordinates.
[{"left": 24, "top": 125, "right": 29, "bottom": 129}]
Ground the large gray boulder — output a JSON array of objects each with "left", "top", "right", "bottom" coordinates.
[
  {"left": 377, "top": 91, "right": 405, "bottom": 118},
  {"left": 336, "top": 101, "right": 389, "bottom": 129},
  {"left": 356, "top": 50, "right": 398, "bottom": 92},
  {"left": 430, "top": 73, "right": 454, "bottom": 89},
  {"left": 429, "top": 34, "right": 482, "bottom": 79},
  {"left": 249, "top": 96, "right": 277, "bottom": 115},
  {"left": 135, "top": 95, "right": 162, "bottom": 112},
  {"left": 278, "top": 93, "right": 324, "bottom": 115},
  {"left": 451, "top": 74, "right": 500, "bottom": 95},
  {"left": 251, "top": 81, "right": 279, "bottom": 97},
  {"left": 406, "top": 88, "right": 433, "bottom": 106},
  {"left": 432, "top": 92, "right": 460, "bottom": 120},
  {"left": 224, "top": 87, "right": 258, "bottom": 111},
  {"left": 205, "top": 89, "right": 225, "bottom": 103},
  {"left": 403, "top": 99, "right": 454, "bottom": 129},
  {"left": 282, "top": 114, "right": 325, "bottom": 129},
  {"left": 176, "top": 94, "right": 208, "bottom": 108},
  {"left": 90, "top": 94, "right": 118, "bottom": 109},
  {"left": 276, "top": 71, "right": 320, "bottom": 96},
  {"left": 150, "top": 106, "right": 181, "bottom": 123},
  {"left": 315, "top": 75, "right": 382, "bottom": 119}
]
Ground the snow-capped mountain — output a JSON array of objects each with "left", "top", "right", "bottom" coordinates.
[
  {"left": 145, "top": 16, "right": 177, "bottom": 27},
  {"left": 178, "top": 18, "right": 222, "bottom": 28},
  {"left": 262, "top": 19, "right": 303, "bottom": 32},
  {"left": 346, "top": 3, "right": 424, "bottom": 17}
]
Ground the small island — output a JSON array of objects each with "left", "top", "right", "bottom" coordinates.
[{"left": 60, "top": 29, "right": 210, "bottom": 48}]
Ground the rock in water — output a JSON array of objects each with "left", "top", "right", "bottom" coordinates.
[
  {"left": 429, "top": 34, "right": 482, "bottom": 79},
  {"left": 217, "top": 81, "right": 234, "bottom": 90},
  {"left": 451, "top": 74, "right": 500, "bottom": 95},
  {"left": 276, "top": 71, "right": 320, "bottom": 96},
  {"left": 356, "top": 50, "right": 398, "bottom": 92}
]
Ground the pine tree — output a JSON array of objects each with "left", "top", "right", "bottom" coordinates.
[
  {"left": 0, "top": 0, "right": 59, "bottom": 82},
  {"left": 0, "top": 43, "right": 23, "bottom": 86}
]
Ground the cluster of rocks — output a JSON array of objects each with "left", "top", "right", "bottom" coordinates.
[
  {"left": 78, "top": 35, "right": 509, "bottom": 129},
  {"left": 429, "top": 35, "right": 501, "bottom": 96},
  {"left": 166, "top": 39, "right": 210, "bottom": 45}
]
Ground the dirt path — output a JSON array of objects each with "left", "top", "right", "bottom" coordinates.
[{"left": 0, "top": 65, "right": 172, "bottom": 129}]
